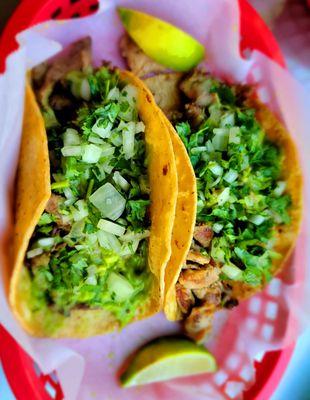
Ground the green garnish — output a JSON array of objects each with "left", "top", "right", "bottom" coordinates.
[
  {"left": 27, "top": 67, "right": 151, "bottom": 324},
  {"left": 176, "top": 78, "right": 291, "bottom": 286}
]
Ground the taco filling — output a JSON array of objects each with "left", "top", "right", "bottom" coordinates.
[
  {"left": 173, "top": 72, "right": 292, "bottom": 339},
  {"left": 121, "top": 35, "right": 301, "bottom": 342},
  {"left": 30, "top": 70, "right": 152, "bottom": 325},
  {"left": 11, "top": 38, "right": 178, "bottom": 337}
]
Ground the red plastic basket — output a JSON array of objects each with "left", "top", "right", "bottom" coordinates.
[{"left": 0, "top": 1, "right": 289, "bottom": 399}]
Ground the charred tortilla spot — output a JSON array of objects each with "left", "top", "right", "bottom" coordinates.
[
  {"left": 175, "top": 240, "right": 181, "bottom": 249},
  {"left": 162, "top": 164, "right": 168, "bottom": 175}
]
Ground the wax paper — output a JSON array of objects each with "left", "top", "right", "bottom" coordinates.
[{"left": 0, "top": 0, "right": 309, "bottom": 399}]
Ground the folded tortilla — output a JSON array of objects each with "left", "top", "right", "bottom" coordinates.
[
  {"left": 163, "top": 94, "right": 302, "bottom": 325},
  {"left": 10, "top": 46, "right": 178, "bottom": 337}
]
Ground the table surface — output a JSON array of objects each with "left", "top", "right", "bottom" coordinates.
[{"left": 0, "top": 0, "right": 309, "bottom": 399}]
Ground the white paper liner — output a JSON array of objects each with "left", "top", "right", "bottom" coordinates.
[{"left": 0, "top": 1, "right": 309, "bottom": 399}]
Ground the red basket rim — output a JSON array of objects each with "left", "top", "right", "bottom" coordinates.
[{"left": 0, "top": 1, "right": 288, "bottom": 399}]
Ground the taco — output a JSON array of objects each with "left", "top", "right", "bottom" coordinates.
[
  {"left": 10, "top": 38, "right": 178, "bottom": 338},
  {"left": 121, "top": 36, "right": 303, "bottom": 342}
]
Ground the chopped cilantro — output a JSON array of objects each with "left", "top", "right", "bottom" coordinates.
[
  {"left": 177, "top": 76, "right": 291, "bottom": 286},
  {"left": 27, "top": 67, "right": 151, "bottom": 324}
]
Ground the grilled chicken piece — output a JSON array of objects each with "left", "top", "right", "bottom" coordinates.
[
  {"left": 32, "top": 62, "right": 49, "bottom": 88},
  {"left": 180, "top": 70, "right": 215, "bottom": 107},
  {"left": 33, "top": 37, "right": 92, "bottom": 106},
  {"left": 30, "top": 253, "right": 50, "bottom": 269},
  {"left": 193, "top": 282, "right": 222, "bottom": 304},
  {"left": 184, "top": 302, "right": 216, "bottom": 343},
  {"left": 176, "top": 283, "right": 195, "bottom": 314},
  {"left": 183, "top": 263, "right": 200, "bottom": 270},
  {"left": 192, "top": 287, "right": 209, "bottom": 300},
  {"left": 193, "top": 224, "right": 213, "bottom": 248},
  {"left": 185, "top": 103, "right": 205, "bottom": 127},
  {"left": 144, "top": 73, "right": 183, "bottom": 119},
  {"left": 120, "top": 34, "right": 183, "bottom": 119},
  {"left": 49, "top": 94, "right": 73, "bottom": 111},
  {"left": 186, "top": 250, "right": 210, "bottom": 265},
  {"left": 119, "top": 34, "right": 167, "bottom": 78},
  {"left": 45, "top": 194, "right": 70, "bottom": 230},
  {"left": 45, "top": 194, "right": 63, "bottom": 215},
  {"left": 179, "top": 266, "right": 220, "bottom": 290}
]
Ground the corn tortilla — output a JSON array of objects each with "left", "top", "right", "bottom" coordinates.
[{"left": 10, "top": 72, "right": 178, "bottom": 338}]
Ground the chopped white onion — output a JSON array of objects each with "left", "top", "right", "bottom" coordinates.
[
  {"left": 82, "top": 144, "right": 102, "bottom": 164},
  {"left": 119, "top": 240, "right": 140, "bottom": 256},
  {"left": 26, "top": 248, "right": 44, "bottom": 259},
  {"left": 249, "top": 215, "right": 266, "bottom": 225},
  {"left": 223, "top": 169, "right": 238, "bottom": 183},
  {"left": 92, "top": 118, "right": 113, "bottom": 138},
  {"left": 191, "top": 146, "right": 207, "bottom": 155},
  {"left": 122, "top": 121, "right": 135, "bottom": 160},
  {"left": 107, "top": 272, "right": 135, "bottom": 301},
  {"left": 213, "top": 223, "right": 223, "bottom": 233},
  {"left": 88, "top": 135, "right": 105, "bottom": 145},
  {"left": 80, "top": 79, "right": 91, "bottom": 101},
  {"left": 69, "top": 220, "right": 85, "bottom": 238},
  {"left": 73, "top": 200, "right": 89, "bottom": 222},
  {"left": 206, "top": 140, "right": 215, "bottom": 153},
  {"left": 61, "top": 146, "right": 83, "bottom": 157},
  {"left": 212, "top": 128, "right": 229, "bottom": 151},
  {"left": 63, "top": 128, "right": 81, "bottom": 146},
  {"left": 209, "top": 162, "right": 223, "bottom": 176},
  {"left": 119, "top": 229, "right": 150, "bottom": 242},
  {"left": 121, "top": 84, "right": 138, "bottom": 106},
  {"left": 97, "top": 230, "right": 121, "bottom": 252},
  {"left": 85, "top": 276, "right": 97, "bottom": 285},
  {"left": 220, "top": 112, "right": 235, "bottom": 127},
  {"left": 135, "top": 121, "right": 145, "bottom": 133},
  {"left": 110, "top": 131, "right": 123, "bottom": 147},
  {"left": 113, "top": 171, "right": 130, "bottom": 191},
  {"left": 89, "top": 183, "right": 126, "bottom": 220},
  {"left": 102, "top": 163, "right": 114, "bottom": 174},
  {"left": 97, "top": 219, "right": 126, "bottom": 236},
  {"left": 107, "top": 87, "right": 120, "bottom": 101},
  {"left": 100, "top": 143, "right": 115, "bottom": 158},
  {"left": 37, "top": 237, "right": 55, "bottom": 248},
  {"left": 274, "top": 181, "right": 286, "bottom": 197},
  {"left": 218, "top": 187, "right": 230, "bottom": 206},
  {"left": 229, "top": 127, "right": 241, "bottom": 144},
  {"left": 222, "top": 263, "right": 243, "bottom": 280}
]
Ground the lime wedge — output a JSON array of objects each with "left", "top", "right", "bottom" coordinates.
[
  {"left": 120, "top": 336, "right": 217, "bottom": 387},
  {"left": 118, "top": 8, "right": 205, "bottom": 72}
]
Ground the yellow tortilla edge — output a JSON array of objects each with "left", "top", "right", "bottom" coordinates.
[{"left": 162, "top": 117, "right": 197, "bottom": 321}]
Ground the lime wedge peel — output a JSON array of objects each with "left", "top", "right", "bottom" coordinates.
[
  {"left": 120, "top": 336, "right": 217, "bottom": 387},
  {"left": 118, "top": 8, "right": 205, "bottom": 72}
]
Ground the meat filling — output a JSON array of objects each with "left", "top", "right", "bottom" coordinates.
[{"left": 120, "top": 34, "right": 183, "bottom": 120}]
